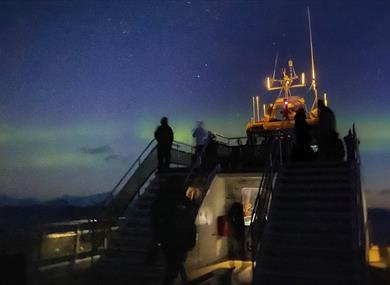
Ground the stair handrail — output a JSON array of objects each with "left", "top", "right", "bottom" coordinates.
[
  {"left": 182, "top": 138, "right": 212, "bottom": 188},
  {"left": 249, "top": 130, "right": 291, "bottom": 266},
  {"left": 103, "top": 139, "right": 194, "bottom": 208},
  {"left": 182, "top": 132, "right": 242, "bottom": 188},
  {"left": 103, "top": 139, "right": 156, "bottom": 206},
  {"left": 214, "top": 133, "right": 247, "bottom": 146},
  {"left": 349, "top": 124, "right": 369, "bottom": 283}
]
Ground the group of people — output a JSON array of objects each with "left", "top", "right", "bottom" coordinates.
[
  {"left": 152, "top": 118, "right": 209, "bottom": 285},
  {"left": 292, "top": 99, "right": 345, "bottom": 161},
  {"left": 154, "top": 118, "right": 214, "bottom": 172},
  {"left": 150, "top": 103, "right": 347, "bottom": 284}
]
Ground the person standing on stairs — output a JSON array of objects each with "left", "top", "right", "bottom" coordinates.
[
  {"left": 316, "top": 100, "right": 344, "bottom": 160},
  {"left": 155, "top": 117, "right": 174, "bottom": 172},
  {"left": 292, "top": 108, "right": 313, "bottom": 161}
]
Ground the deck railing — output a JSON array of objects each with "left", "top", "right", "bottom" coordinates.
[
  {"left": 104, "top": 139, "right": 194, "bottom": 217},
  {"left": 349, "top": 124, "right": 369, "bottom": 284},
  {"left": 249, "top": 130, "right": 292, "bottom": 266},
  {"left": 31, "top": 133, "right": 269, "bottom": 273}
]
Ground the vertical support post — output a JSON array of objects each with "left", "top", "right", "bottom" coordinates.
[
  {"left": 256, "top": 96, "right": 260, "bottom": 121},
  {"left": 278, "top": 131, "right": 283, "bottom": 166},
  {"left": 74, "top": 228, "right": 80, "bottom": 267},
  {"left": 252, "top": 96, "right": 256, "bottom": 122}
]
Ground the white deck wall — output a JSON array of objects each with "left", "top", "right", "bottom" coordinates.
[{"left": 185, "top": 174, "right": 261, "bottom": 271}]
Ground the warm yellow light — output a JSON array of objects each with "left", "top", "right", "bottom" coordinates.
[
  {"left": 266, "top": 77, "right": 271, "bottom": 90},
  {"left": 46, "top": 232, "right": 77, "bottom": 239},
  {"left": 252, "top": 96, "right": 256, "bottom": 122},
  {"left": 369, "top": 245, "right": 381, "bottom": 263},
  {"left": 256, "top": 96, "right": 260, "bottom": 121},
  {"left": 324, "top": 93, "right": 328, "bottom": 106},
  {"left": 263, "top": 104, "right": 266, "bottom": 117},
  {"left": 301, "top": 73, "right": 305, "bottom": 85},
  {"left": 186, "top": 186, "right": 202, "bottom": 200}
]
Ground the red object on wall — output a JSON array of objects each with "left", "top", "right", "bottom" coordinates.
[{"left": 217, "top": 215, "right": 228, "bottom": 236}]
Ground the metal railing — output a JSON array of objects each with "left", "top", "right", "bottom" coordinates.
[
  {"left": 214, "top": 133, "right": 248, "bottom": 146},
  {"left": 349, "top": 124, "right": 369, "bottom": 284},
  {"left": 30, "top": 218, "right": 120, "bottom": 274},
  {"left": 104, "top": 139, "right": 194, "bottom": 217},
  {"left": 249, "top": 130, "right": 292, "bottom": 267}
]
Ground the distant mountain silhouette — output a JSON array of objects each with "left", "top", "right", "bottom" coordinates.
[
  {"left": 0, "top": 195, "right": 40, "bottom": 207},
  {"left": 43, "top": 192, "right": 108, "bottom": 207},
  {"left": 0, "top": 192, "right": 109, "bottom": 207}
]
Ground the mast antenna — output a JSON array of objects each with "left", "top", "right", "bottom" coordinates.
[
  {"left": 272, "top": 52, "right": 279, "bottom": 80},
  {"left": 307, "top": 6, "right": 318, "bottom": 111}
]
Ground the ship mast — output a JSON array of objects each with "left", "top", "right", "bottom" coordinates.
[
  {"left": 266, "top": 59, "right": 306, "bottom": 99},
  {"left": 307, "top": 7, "right": 319, "bottom": 111}
]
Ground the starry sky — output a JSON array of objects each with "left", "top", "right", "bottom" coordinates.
[{"left": 1, "top": 1, "right": 390, "bottom": 208}]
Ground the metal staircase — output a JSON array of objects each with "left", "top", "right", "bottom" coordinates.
[
  {"left": 90, "top": 138, "right": 222, "bottom": 285},
  {"left": 94, "top": 169, "right": 190, "bottom": 285},
  {"left": 104, "top": 140, "right": 193, "bottom": 217},
  {"left": 251, "top": 126, "right": 369, "bottom": 285}
]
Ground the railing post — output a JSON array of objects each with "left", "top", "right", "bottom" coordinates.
[
  {"left": 74, "top": 228, "right": 80, "bottom": 263},
  {"left": 278, "top": 131, "right": 283, "bottom": 166}
]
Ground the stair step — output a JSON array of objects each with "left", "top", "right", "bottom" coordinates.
[
  {"left": 261, "top": 243, "right": 354, "bottom": 259},
  {"left": 278, "top": 174, "right": 349, "bottom": 183},
  {"left": 139, "top": 192, "right": 157, "bottom": 200},
  {"left": 262, "top": 242, "right": 354, "bottom": 253},
  {"left": 281, "top": 168, "right": 349, "bottom": 176},
  {"left": 274, "top": 191, "right": 351, "bottom": 199},
  {"left": 128, "top": 207, "right": 152, "bottom": 216},
  {"left": 264, "top": 232, "right": 352, "bottom": 245},
  {"left": 98, "top": 256, "right": 165, "bottom": 270},
  {"left": 273, "top": 200, "right": 352, "bottom": 211},
  {"left": 256, "top": 268, "right": 357, "bottom": 285},
  {"left": 258, "top": 255, "right": 354, "bottom": 271},
  {"left": 268, "top": 222, "right": 352, "bottom": 234},
  {"left": 278, "top": 182, "right": 351, "bottom": 191},
  {"left": 110, "top": 237, "right": 152, "bottom": 248},
  {"left": 134, "top": 199, "right": 153, "bottom": 208},
  {"left": 105, "top": 247, "right": 150, "bottom": 257},
  {"left": 271, "top": 211, "right": 351, "bottom": 223},
  {"left": 284, "top": 161, "right": 348, "bottom": 169},
  {"left": 126, "top": 215, "right": 151, "bottom": 225},
  {"left": 119, "top": 227, "right": 152, "bottom": 237}
]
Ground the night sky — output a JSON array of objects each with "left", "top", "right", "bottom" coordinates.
[{"left": 1, "top": 1, "right": 389, "bottom": 208}]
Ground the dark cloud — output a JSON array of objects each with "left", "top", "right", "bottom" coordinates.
[
  {"left": 104, "top": 154, "right": 128, "bottom": 164},
  {"left": 380, "top": 189, "right": 390, "bottom": 196},
  {"left": 79, "top": 145, "right": 128, "bottom": 164},
  {"left": 79, "top": 145, "right": 112, "bottom": 155}
]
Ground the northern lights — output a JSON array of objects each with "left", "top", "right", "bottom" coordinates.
[{"left": 1, "top": 1, "right": 390, "bottom": 208}]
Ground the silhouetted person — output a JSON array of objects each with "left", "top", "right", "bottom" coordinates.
[
  {"left": 227, "top": 202, "right": 245, "bottom": 260},
  {"left": 192, "top": 121, "right": 207, "bottom": 164},
  {"left": 344, "top": 129, "right": 355, "bottom": 161},
  {"left": 203, "top": 131, "right": 218, "bottom": 169},
  {"left": 152, "top": 188, "right": 196, "bottom": 285},
  {"left": 155, "top": 117, "right": 173, "bottom": 172},
  {"left": 316, "top": 100, "right": 337, "bottom": 159},
  {"left": 292, "top": 108, "right": 313, "bottom": 161},
  {"left": 329, "top": 131, "right": 345, "bottom": 161}
]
